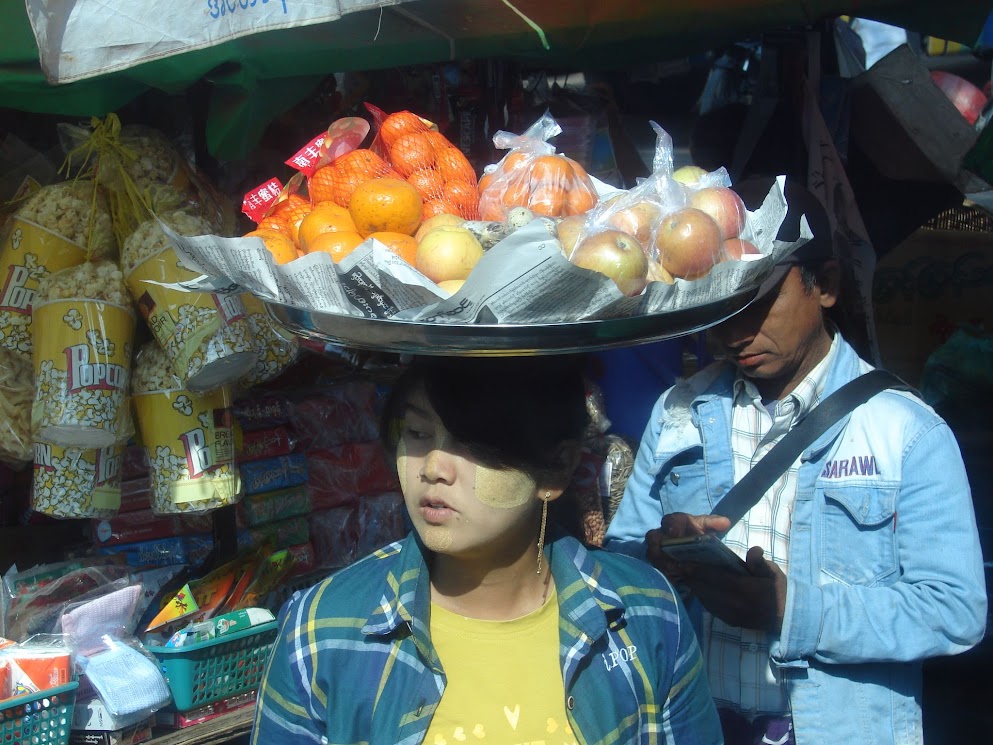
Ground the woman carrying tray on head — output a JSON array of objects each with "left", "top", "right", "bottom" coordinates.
[{"left": 251, "top": 355, "right": 722, "bottom": 745}]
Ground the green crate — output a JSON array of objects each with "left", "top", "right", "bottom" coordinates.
[
  {"left": 150, "top": 621, "right": 278, "bottom": 711},
  {"left": 0, "top": 681, "right": 78, "bottom": 745}
]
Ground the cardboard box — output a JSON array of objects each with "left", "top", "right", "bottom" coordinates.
[
  {"left": 72, "top": 696, "right": 152, "bottom": 732},
  {"left": 68, "top": 717, "right": 154, "bottom": 745},
  {"left": 873, "top": 228, "right": 993, "bottom": 386},
  {"left": 154, "top": 689, "right": 257, "bottom": 729}
]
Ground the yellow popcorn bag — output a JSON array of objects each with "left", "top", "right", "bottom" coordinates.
[
  {"left": 30, "top": 441, "right": 124, "bottom": 519},
  {"left": 32, "top": 294, "right": 135, "bottom": 448},
  {"left": 239, "top": 293, "right": 299, "bottom": 387},
  {"left": 132, "top": 343, "right": 241, "bottom": 515},
  {"left": 123, "top": 214, "right": 256, "bottom": 393},
  {"left": 0, "top": 181, "right": 116, "bottom": 356},
  {"left": 0, "top": 349, "right": 34, "bottom": 465}
]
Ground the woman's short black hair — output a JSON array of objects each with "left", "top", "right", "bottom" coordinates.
[{"left": 381, "top": 355, "right": 590, "bottom": 486}]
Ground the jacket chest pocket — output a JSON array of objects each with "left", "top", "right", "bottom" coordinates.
[{"left": 820, "top": 486, "right": 898, "bottom": 585}]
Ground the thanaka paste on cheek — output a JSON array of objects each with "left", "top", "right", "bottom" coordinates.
[{"left": 474, "top": 464, "right": 535, "bottom": 508}]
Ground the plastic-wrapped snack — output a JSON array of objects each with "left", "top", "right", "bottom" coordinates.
[
  {"left": 31, "top": 261, "right": 135, "bottom": 447},
  {"left": 600, "top": 434, "right": 636, "bottom": 526},
  {"left": 0, "top": 180, "right": 117, "bottom": 356},
  {"left": 104, "top": 125, "right": 226, "bottom": 233},
  {"left": 30, "top": 441, "right": 124, "bottom": 519},
  {"left": 131, "top": 343, "right": 241, "bottom": 515},
  {"left": 0, "top": 349, "right": 34, "bottom": 464},
  {"left": 239, "top": 294, "right": 298, "bottom": 387},
  {"left": 123, "top": 213, "right": 256, "bottom": 392}
]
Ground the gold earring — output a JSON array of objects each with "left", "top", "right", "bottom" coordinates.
[{"left": 536, "top": 491, "right": 550, "bottom": 574}]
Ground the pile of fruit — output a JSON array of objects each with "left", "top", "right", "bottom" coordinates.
[{"left": 245, "top": 110, "right": 761, "bottom": 301}]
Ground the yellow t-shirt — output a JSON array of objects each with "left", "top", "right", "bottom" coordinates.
[{"left": 425, "top": 586, "right": 578, "bottom": 745}]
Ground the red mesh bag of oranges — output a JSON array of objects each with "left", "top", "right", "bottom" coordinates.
[
  {"left": 366, "top": 105, "right": 480, "bottom": 221},
  {"left": 477, "top": 112, "right": 599, "bottom": 222}
]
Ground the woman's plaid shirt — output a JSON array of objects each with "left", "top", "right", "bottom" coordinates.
[{"left": 251, "top": 532, "right": 722, "bottom": 745}]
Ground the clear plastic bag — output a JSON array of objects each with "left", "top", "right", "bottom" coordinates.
[
  {"left": 565, "top": 121, "right": 749, "bottom": 292},
  {"left": 478, "top": 112, "right": 599, "bottom": 221}
]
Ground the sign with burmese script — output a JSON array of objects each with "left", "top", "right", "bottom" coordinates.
[{"left": 25, "top": 0, "right": 412, "bottom": 84}]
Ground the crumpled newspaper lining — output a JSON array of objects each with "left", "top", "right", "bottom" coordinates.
[{"left": 157, "top": 176, "right": 810, "bottom": 327}]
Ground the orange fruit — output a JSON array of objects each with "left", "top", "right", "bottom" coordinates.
[
  {"left": 305, "top": 230, "right": 365, "bottom": 262},
  {"left": 501, "top": 151, "right": 529, "bottom": 172},
  {"left": 443, "top": 180, "right": 479, "bottom": 219},
  {"left": 257, "top": 215, "right": 291, "bottom": 234},
  {"left": 529, "top": 185, "right": 567, "bottom": 217},
  {"left": 297, "top": 202, "right": 358, "bottom": 251},
  {"left": 501, "top": 177, "right": 532, "bottom": 208},
  {"left": 269, "top": 194, "right": 311, "bottom": 244},
  {"left": 408, "top": 168, "right": 445, "bottom": 201},
  {"left": 565, "top": 186, "right": 597, "bottom": 216},
  {"left": 423, "top": 130, "right": 454, "bottom": 153},
  {"left": 435, "top": 147, "right": 477, "bottom": 185},
  {"left": 390, "top": 132, "right": 437, "bottom": 177},
  {"left": 378, "top": 112, "right": 430, "bottom": 150},
  {"left": 479, "top": 201, "right": 505, "bottom": 221},
  {"left": 368, "top": 231, "right": 419, "bottom": 264},
  {"left": 309, "top": 149, "right": 399, "bottom": 207},
  {"left": 423, "top": 199, "right": 462, "bottom": 220},
  {"left": 477, "top": 171, "right": 494, "bottom": 194},
  {"left": 563, "top": 156, "right": 592, "bottom": 183},
  {"left": 245, "top": 229, "right": 299, "bottom": 265},
  {"left": 349, "top": 177, "right": 423, "bottom": 237},
  {"left": 530, "top": 155, "right": 574, "bottom": 187}
]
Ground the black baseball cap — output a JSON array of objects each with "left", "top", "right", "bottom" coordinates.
[{"left": 733, "top": 177, "right": 834, "bottom": 299}]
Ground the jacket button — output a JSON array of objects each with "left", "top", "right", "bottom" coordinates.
[
  {"left": 567, "top": 696, "right": 575, "bottom": 710},
  {"left": 670, "top": 472, "right": 680, "bottom": 485}
]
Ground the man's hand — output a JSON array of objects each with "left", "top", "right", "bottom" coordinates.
[{"left": 645, "top": 513, "right": 787, "bottom": 633}]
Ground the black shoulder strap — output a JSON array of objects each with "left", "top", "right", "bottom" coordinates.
[{"left": 712, "top": 369, "right": 913, "bottom": 529}]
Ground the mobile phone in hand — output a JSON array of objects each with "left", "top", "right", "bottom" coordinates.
[{"left": 658, "top": 534, "right": 750, "bottom": 575}]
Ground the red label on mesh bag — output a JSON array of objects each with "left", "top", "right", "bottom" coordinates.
[{"left": 241, "top": 178, "right": 284, "bottom": 223}]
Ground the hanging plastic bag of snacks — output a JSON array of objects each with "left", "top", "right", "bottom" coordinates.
[
  {"left": 239, "top": 293, "right": 299, "bottom": 387},
  {"left": 131, "top": 342, "right": 241, "bottom": 515},
  {"left": 0, "top": 349, "right": 34, "bottom": 465},
  {"left": 477, "top": 112, "right": 598, "bottom": 222},
  {"left": 30, "top": 441, "right": 124, "bottom": 519},
  {"left": 0, "top": 180, "right": 116, "bottom": 356},
  {"left": 122, "top": 212, "right": 256, "bottom": 392},
  {"left": 31, "top": 261, "right": 135, "bottom": 448}
]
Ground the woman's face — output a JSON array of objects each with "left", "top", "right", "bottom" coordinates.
[{"left": 397, "top": 388, "right": 541, "bottom": 558}]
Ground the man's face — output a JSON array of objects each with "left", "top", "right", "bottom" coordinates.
[{"left": 710, "top": 264, "right": 838, "bottom": 400}]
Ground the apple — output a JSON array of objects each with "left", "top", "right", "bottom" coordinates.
[
  {"left": 415, "top": 226, "right": 484, "bottom": 284},
  {"left": 605, "top": 198, "right": 661, "bottom": 246},
  {"left": 555, "top": 214, "right": 587, "bottom": 257},
  {"left": 722, "top": 237, "right": 760, "bottom": 261},
  {"left": 689, "top": 186, "right": 746, "bottom": 239},
  {"left": 570, "top": 229, "right": 649, "bottom": 296},
  {"left": 415, "top": 213, "right": 463, "bottom": 242},
  {"left": 673, "top": 165, "right": 708, "bottom": 185},
  {"left": 437, "top": 279, "right": 465, "bottom": 294},
  {"left": 647, "top": 260, "right": 674, "bottom": 285},
  {"left": 655, "top": 207, "right": 723, "bottom": 280}
]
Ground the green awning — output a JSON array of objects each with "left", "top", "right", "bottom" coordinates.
[{"left": 3, "top": 1, "right": 989, "bottom": 159}]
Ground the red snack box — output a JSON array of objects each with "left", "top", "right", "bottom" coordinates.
[
  {"left": 309, "top": 506, "right": 359, "bottom": 569},
  {"left": 291, "top": 381, "right": 379, "bottom": 450},
  {"left": 239, "top": 426, "right": 296, "bottom": 462},
  {"left": 93, "top": 510, "right": 179, "bottom": 547}
]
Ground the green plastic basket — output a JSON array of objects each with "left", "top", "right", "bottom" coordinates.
[
  {"left": 150, "top": 621, "right": 278, "bottom": 711},
  {"left": 0, "top": 681, "right": 78, "bottom": 745}
]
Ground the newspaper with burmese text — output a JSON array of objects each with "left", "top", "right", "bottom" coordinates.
[{"left": 163, "top": 176, "right": 810, "bottom": 326}]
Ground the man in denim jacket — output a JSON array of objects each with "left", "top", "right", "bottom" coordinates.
[{"left": 605, "top": 181, "right": 987, "bottom": 745}]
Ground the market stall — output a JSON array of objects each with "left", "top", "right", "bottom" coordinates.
[{"left": 1, "top": 2, "right": 991, "bottom": 744}]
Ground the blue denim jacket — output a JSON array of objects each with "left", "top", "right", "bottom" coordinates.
[{"left": 605, "top": 336, "right": 987, "bottom": 745}]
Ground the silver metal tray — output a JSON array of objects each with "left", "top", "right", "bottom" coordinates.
[{"left": 265, "top": 288, "right": 757, "bottom": 357}]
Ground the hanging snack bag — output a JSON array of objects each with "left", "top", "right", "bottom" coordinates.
[
  {"left": 477, "top": 112, "right": 598, "bottom": 222},
  {"left": 131, "top": 343, "right": 241, "bottom": 515},
  {"left": 30, "top": 441, "right": 124, "bottom": 520},
  {"left": 368, "top": 106, "right": 480, "bottom": 220},
  {"left": 0, "top": 180, "right": 116, "bottom": 357},
  {"left": 123, "top": 212, "right": 256, "bottom": 392},
  {"left": 0, "top": 349, "right": 34, "bottom": 465},
  {"left": 239, "top": 293, "right": 299, "bottom": 387},
  {"left": 31, "top": 261, "right": 135, "bottom": 448}
]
